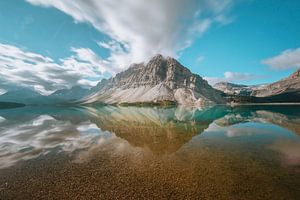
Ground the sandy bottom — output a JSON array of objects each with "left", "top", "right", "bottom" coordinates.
[{"left": 0, "top": 136, "right": 299, "bottom": 200}]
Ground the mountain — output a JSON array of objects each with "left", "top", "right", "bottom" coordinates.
[
  {"left": 252, "top": 69, "right": 300, "bottom": 97},
  {"left": 0, "top": 86, "right": 91, "bottom": 105},
  {"left": 214, "top": 69, "right": 300, "bottom": 103},
  {"left": 213, "top": 82, "right": 261, "bottom": 96},
  {"left": 2, "top": 56, "right": 298, "bottom": 106},
  {"left": 0, "top": 88, "right": 47, "bottom": 104},
  {"left": 48, "top": 86, "right": 90, "bottom": 102},
  {"left": 83, "top": 55, "right": 225, "bottom": 106}
]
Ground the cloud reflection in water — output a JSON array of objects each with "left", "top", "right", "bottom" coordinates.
[{"left": 0, "top": 105, "right": 300, "bottom": 169}]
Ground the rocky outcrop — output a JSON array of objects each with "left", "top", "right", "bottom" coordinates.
[{"left": 84, "top": 55, "right": 225, "bottom": 105}]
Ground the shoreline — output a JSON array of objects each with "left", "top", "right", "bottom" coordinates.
[
  {"left": 2, "top": 101, "right": 300, "bottom": 110},
  {"left": 227, "top": 102, "right": 300, "bottom": 106}
]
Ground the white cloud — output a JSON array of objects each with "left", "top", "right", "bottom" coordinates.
[
  {"left": 26, "top": 0, "right": 234, "bottom": 70},
  {"left": 204, "top": 71, "right": 257, "bottom": 85},
  {"left": 196, "top": 56, "right": 205, "bottom": 63},
  {"left": 262, "top": 48, "right": 300, "bottom": 70},
  {"left": 0, "top": 43, "right": 112, "bottom": 95},
  {"left": 0, "top": 89, "right": 7, "bottom": 95}
]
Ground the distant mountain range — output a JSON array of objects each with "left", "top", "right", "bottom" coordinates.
[
  {"left": 0, "top": 86, "right": 91, "bottom": 105},
  {"left": 214, "top": 69, "right": 300, "bottom": 103},
  {"left": 213, "top": 82, "right": 262, "bottom": 96},
  {"left": 0, "top": 55, "right": 299, "bottom": 106}
]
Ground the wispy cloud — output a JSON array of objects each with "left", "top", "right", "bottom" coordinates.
[
  {"left": 262, "top": 48, "right": 300, "bottom": 70},
  {"left": 26, "top": 0, "right": 235, "bottom": 70},
  {"left": 204, "top": 71, "right": 258, "bottom": 85},
  {"left": 0, "top": 43, "right": 111, "bottom": 94},
  {"left": 196, "top": 55, "right": 205, "bottom": 63},
  {"left": 0, "top": 89, "right": 7, "bottom": 95}
]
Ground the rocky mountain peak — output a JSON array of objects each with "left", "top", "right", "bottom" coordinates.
[
  {"left": 85, "top": 54, "right": 225, "bottom": 105},
  {"left": 150, "top": 53, "right": 164, "bottom": 61},
  {"left": 144, "top": 54, "right": 187, "bottom": 72},
  {"left": 141, "top": 55, "right": 202, "bottom": 90}
]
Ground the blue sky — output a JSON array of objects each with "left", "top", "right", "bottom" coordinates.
[{"left": 0, "top": 0, "right": 300, "bottom": 94}]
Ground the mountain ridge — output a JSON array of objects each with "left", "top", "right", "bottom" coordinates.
[
  {"left": 1, "top": 56, "right": 299, "bottom": 106},
  {"left": 214, "top": 68, "right": 300, "bottom": 103},
  {"left": 0, "top": 86, "right": 91, "bottom": 105}
]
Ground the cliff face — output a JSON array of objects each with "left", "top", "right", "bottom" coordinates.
[{"left": 84, "top": 55, "right": 225, "bottom": 105}]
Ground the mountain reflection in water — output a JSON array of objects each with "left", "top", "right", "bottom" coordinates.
[
  {"left": 0, "top": 105, "right": 300, "bottom": 168},
  {"left": 0, "top": 105, "right": 299, "bottom": 199},
  {"left": 0, "top": 105, "right": 221, "bottom": 167}
]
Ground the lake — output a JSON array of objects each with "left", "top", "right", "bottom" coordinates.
[{"left": 0, "top": 105, "right": 299, "bottom": 199}]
